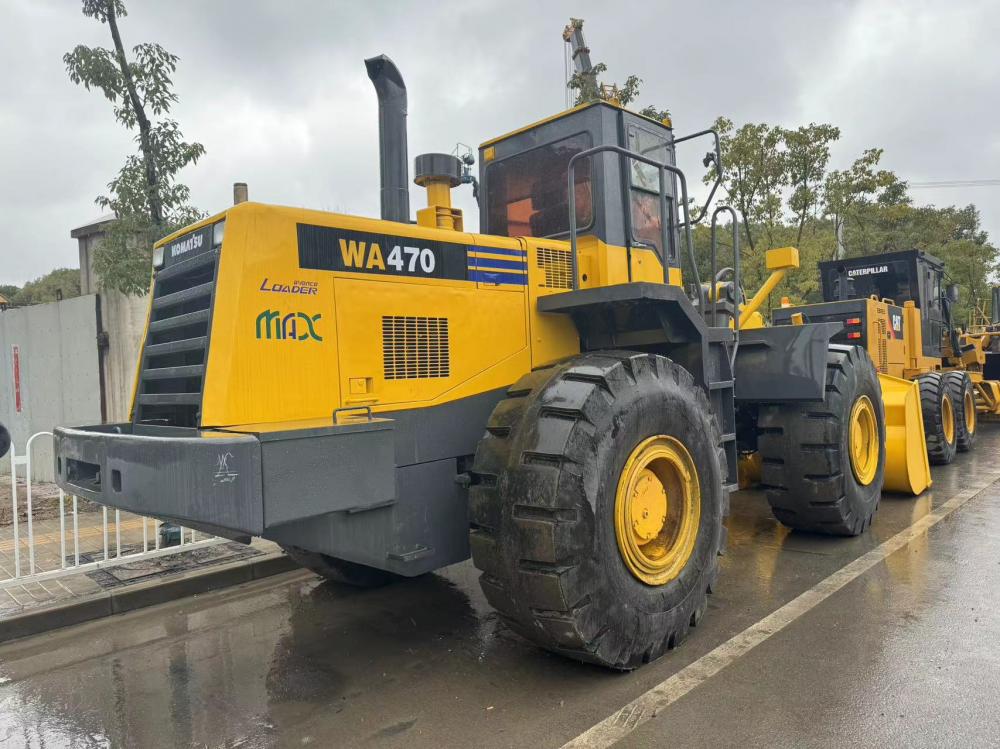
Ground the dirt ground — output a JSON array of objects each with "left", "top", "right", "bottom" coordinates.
[{"left": 0, "top": 477, "right": 98, "bottom": 526}]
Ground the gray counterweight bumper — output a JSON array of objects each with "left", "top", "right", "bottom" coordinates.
[{"left": 53, "top": 420, "right": 396, "bottom": 539}]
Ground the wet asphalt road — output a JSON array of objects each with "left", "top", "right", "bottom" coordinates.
[{"left": 2, "top": 428, "right": 1000, "bottom": 748}]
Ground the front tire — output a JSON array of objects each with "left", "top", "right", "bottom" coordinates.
[
  {"left": 758, "top": 345, "right": 885, "bottom": 536},
  {"left": 945, "top": 371, "right": 976, "bottom": 453},
  {"left": 918, "top": 372, "right": 958, "bottom": 465},
  {"left": 468, "top": 351, "right": 728, "bottom": 670}
]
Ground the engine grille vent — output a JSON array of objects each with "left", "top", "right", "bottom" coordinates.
[
  {"left": 536, "top": 247, "right": 574, "bottom": 289},
  {"left": 134, "top": 249, "right": 218, "bottom": 427},
  {"left": 877, "top": 318, "right": 888, "bottom": 373},
  {"left": 382, "top": 316, "right": 451, "bottom": 380}
]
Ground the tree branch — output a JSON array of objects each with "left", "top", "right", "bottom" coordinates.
[{"left": 105, "top": 0, "right": 162, "bottom": 224}]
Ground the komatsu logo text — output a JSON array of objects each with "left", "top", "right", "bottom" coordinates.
[
  {"left": 255, "top": 310, "right": 323, "bottom": 342},
  {"left": 847, "top": 265, "right": 889, "bottom": 277},
  {"left": 169, "top": 233, "right": 204, "bottom": 258}
]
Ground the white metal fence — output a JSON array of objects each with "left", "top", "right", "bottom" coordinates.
[{"left": 1, "top": 431, "right": 226, "bottom": 593}]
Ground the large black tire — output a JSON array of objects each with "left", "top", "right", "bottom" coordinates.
[
  {"left": 468, "top": 351, "right": 728, "bottom": 670},
  {"left": 280, "top": 545, "right": 404, "bottom": 587},
  {"left": 758, "top": 345, "right": 885, "bottom": 536},
  {"left": 918, "top": 372, "right": 957, "bottom": 465},
  {"left": 945, "top": 371, "right": 976, "bottom": 453}
]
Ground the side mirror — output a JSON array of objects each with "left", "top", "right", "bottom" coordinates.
[
  {"left": 946, "top": 284, "right": 960, "bottom": 304},
  {"left": 0, "top": 423, "right": 10, "bottom": 459}
]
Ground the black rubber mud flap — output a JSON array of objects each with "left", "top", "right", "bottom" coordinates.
[
  {"left": 468, "top": 351, "right": 727, "bottom": 670},
  {"left": 758, "top": 345, "right": 885, "bottom": 536}
]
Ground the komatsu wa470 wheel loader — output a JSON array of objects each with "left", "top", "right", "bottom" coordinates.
[{"left": 54, "top": 54, "right": 884, "bottom": 669}]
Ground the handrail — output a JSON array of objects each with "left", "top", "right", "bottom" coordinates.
[
  {"left": 672, "top": 128, "right": 723, "bottom": 227},
  {"left": 567, "top": 144, "right": 702, "bottom": 294},
  {"left": 710, "top": 206, "right": 741, "bottom": 365}
]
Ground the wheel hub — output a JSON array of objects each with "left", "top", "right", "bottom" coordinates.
[
  {"left": 848, "top": 395, "right": 879, "bottom": 486},
  {"left": 942, "top": 393, "right": 955, "bottom": 445},
  {"left": 615, "top": 436, "right": 700, "bottom": 586},
  {"left": 964, "top": 388, "right": 976, "bottom": 434}
]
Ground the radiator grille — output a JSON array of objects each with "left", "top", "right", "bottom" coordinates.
[
  {"left": 877, "top": 318, "right": 888, "bottom": 373},
  {"left": 536, "top": 247, "right": 574, "bottom": 289},
  {"left": 382, "top": 316, "right": 450, "bottom": 380},
  {"left": 134, "top": 248, "right": 218, "bottom": 427}
]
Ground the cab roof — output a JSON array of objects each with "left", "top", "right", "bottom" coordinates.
[{"left": 479, "top": 100, "right": 671, "bottom": 149}]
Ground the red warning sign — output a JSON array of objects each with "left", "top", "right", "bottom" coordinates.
[{"left": 12, "top": 345, "right": 22, "bottom": 413}]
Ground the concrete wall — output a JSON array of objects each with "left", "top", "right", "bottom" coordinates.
[
  {"left": 0, "top": 295, "right": 102, "bottom": 480},
  {"left": 101, "top": 290, "right": 150, "bottom": 422}
]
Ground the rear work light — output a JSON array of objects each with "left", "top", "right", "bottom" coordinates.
[
  {"left": 846, "top": 317, "right": 862, "bottom": 325},
  {"left": 847, "top": 331, "right": 862, "bottom": 340}
]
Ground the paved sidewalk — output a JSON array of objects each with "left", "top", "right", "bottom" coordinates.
[{"left": 0, "top": 499, "right": 280, "bottom": 618}]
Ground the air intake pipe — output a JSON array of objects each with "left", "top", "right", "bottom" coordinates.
[{"left": 365, "top": 54, "right": 410, "bottom": 223}]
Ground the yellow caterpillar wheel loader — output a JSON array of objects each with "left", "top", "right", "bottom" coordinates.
[{"left": 54, "top": 54, "right": 885, "bottom": 669}]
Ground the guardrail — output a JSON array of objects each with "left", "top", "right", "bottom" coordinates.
[{"left": 1, "top": 431, "right": 226, "bottom": 591}]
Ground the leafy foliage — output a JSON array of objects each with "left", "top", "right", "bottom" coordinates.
[
  {"left": 2, "top": 270, "right": 82, "bottom": 307},
  {"left": 64, "top": 0, "right": 204, "bottom": 295}
]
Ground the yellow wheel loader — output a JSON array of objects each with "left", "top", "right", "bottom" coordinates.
[{"left": 54, "top": 54, "right": 886, "bottom": 669}]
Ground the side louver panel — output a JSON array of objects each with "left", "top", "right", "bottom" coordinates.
[
  {"left": 382, "top": 315, "right": 450, "bottom": 380},
  {"left": 536, "top": 247, "right": 574, "bottom": 289}
]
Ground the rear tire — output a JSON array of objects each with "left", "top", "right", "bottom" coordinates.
[
  {"left": 469, "top": 351, "right": 728, "bottom": 670},
  {"left": 758, "top": 345, "right": 885, "bottom": 536},
  {"left": 918, "top": 372, "right": 958, "bottom": 465},
  {"left": 945, "top": 371, "right": 976, "bottom": 453},
  {"left": 280, "top": 545, "right": 403, "bottom": 587}
]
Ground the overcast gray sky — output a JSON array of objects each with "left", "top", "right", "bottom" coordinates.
[{"left": 2, "top": 0, "right": 1000, "bottom": 286}]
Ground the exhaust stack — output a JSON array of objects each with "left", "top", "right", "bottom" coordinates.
[{"left": 365, "top": 54, "right": 410, "bottom": 223}]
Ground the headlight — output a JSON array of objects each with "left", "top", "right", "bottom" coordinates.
[
  {"left": 152, "top": 245, "right": 165, "bottom": 269},
  {"left": 212, "top": 220, "right": 226, "bottom": 248}
]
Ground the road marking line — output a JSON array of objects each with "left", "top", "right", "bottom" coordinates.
[{"left": 562, "top": 473, "right": 1000, "bottom": 749}]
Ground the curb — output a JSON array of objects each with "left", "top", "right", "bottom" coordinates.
[{"left": 0, "top": 551, "right": 301, "bottom": 644}]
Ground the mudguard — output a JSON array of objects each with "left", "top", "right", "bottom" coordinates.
[{"left": 733, "top": 322, "right": 843, "bottom": 402}]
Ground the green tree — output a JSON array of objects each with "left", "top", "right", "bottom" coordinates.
[
  {"left": 783, "top": 123, "right": 840, "bottom": 244},
  {"left": 822, "top": 148, "right": 904, "bottom": 259},
  {"left": 64, "top": 0, "right": 205, "bottom": 295},
  {"left": 709, "top": 117, "right": 788, "bottom": 256},
  {"left": 9, "top": 270, "right": 82, "bottom": 306}
]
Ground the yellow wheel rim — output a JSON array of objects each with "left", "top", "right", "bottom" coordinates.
[
  {"left": 848, "top": 395, "right": 879, "bottom": 486},
  {"left": 942, "top": 393, "right": 955, "bottom": 445},
  {"left": 964, "top": 389, "right": 976, "bottom": 434},
  {"left": 614, "top": 435, "right": 700, "bottom": 586}
]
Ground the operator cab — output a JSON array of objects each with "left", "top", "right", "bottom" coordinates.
[
  {"left": 819, "top": 250, "right": 947, "bottom": 358},
  {"left": 477, "top": 101, "right": 682, "bottom": 272}
]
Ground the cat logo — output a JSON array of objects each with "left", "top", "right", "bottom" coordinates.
[
  {"left": 891, "top": 313, "right": 902, "bottom": 333},
  {"left": 255, "top": 310, "right": 323, "bottom": 342}
]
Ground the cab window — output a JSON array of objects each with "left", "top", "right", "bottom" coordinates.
[
  {"left": 485, "top": 133, "right": 593, "bottom": 238},
  {"left": 627, "top": 125, "right": 671, "bottom": 257}
]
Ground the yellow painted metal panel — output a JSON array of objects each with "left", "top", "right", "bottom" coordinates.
[{"left": 879, "top": 373, "right": 932, "bottom": 495}]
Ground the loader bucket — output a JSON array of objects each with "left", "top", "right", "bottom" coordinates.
[{"left": 878, "top": 373, "right": 932, "bottom": 495}]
